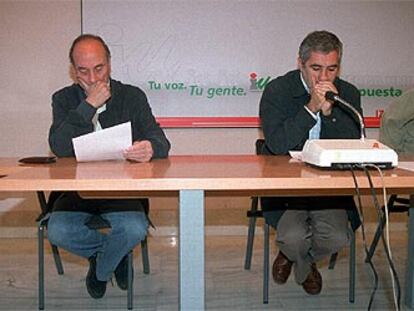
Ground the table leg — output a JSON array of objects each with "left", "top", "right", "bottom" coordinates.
[
  {"left": 179, "top": 190, "right": 205, "bottom": 310},
  {"left": 405, "top": 194, "right": 414, "bottom": 308}
]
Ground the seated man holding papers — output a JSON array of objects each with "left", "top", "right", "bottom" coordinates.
[{"left": 48, "top": 34, "right": 170, "bottom": 299}]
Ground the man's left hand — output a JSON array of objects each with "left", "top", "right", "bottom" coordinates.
[
  {"left": 313, "top": 81, "right": 337, "bottom": 116},
  {"left": 123, "top": 140, "right": 154, "bottom": 163}
]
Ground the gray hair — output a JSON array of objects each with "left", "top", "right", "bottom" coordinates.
[{"left": 298, "top": 30, "right": 343, "bottom": 64}]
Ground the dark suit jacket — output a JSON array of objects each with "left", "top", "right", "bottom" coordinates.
[
  {"left": 259, "top": 69, "right": 362, "bottom": 230},
  {"left": 48, "top": 79, "right": 170, "bottom": 213},
  {"left": 49, "top": 78, "right": 170, "bottom": 159}
]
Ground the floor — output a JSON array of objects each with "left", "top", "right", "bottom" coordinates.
[{"left": 0, "top": 229, "right": 409, "bottom": 310}]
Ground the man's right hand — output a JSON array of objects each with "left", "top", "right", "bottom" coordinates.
[
  {"left": 306, "top": 81, "right": 337, "bottom": 116},
  {"left": 78, "top": 79, "right": 111, "bottom": 108}
]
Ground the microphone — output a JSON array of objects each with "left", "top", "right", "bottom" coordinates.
[
  {"left": 325, "top": 91, "right": 365, "bottom": 140},
  {"left": 325, "top": 91, "right": 340, "bottom": 102}
]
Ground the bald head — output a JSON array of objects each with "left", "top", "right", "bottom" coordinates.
[
  {"left": 70, "top": 34, "right": 111, "bottom": 89},
  {"left": 69, "top": 34, "right": 111, "bottom": 65}
]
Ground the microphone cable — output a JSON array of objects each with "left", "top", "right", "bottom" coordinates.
[
  {"left": 361, "top": 164, "right": 401, "bottom": 311},
  {"left": 349, "top": 165, "right": 378, "bottom": 310}
]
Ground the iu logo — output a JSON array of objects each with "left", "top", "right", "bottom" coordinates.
[{"left": 249, "top": 72, "right": 271, "bottom": 92}]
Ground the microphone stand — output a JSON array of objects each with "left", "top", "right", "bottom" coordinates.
[{"left": 326, "top": 92, "right": 365, "bottom": 140}]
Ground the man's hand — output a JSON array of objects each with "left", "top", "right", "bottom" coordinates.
[
  {"left": 306, "top": 81, "right": 337, "bottom": 116},
  {"left": 78, "top": 79, "right": 111, "bottom": 108},
  {"left": 123, "top": 140, "right": 154, "bottom": 163}
]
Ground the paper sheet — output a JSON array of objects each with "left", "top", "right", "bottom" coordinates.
[
  {"left": 73, "top": 122, "right": 132, "bottom": 162},
  {"left": 289, "top": 151, "right": 303, "bottom": 162},
  {"left": 398, "top": 162, "right": 414, "bottom": 172}
]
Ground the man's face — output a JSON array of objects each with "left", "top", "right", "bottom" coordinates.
[
  {"left": 298, "top": 50, "right": 340, "bottom": 91},
  {"left": 72, "top": 39, "right": 111, "bottom": 88}
]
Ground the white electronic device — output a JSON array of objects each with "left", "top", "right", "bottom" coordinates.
[
  {"left": 299, "top": 92, "right": 398, "bottom": 169},
  {"left": 301, "top": 139, "right": 398, "bottom": 169}
]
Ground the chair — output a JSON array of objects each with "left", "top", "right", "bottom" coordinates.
[
  {"left": 244, "top": 139, "right": 356, "bottom": 304},
  {"left": 365, "top": 194, "right": 409, "bottom": 262},
  {"left": 36, "top": 191, "right": 150, "bottom": 310}
]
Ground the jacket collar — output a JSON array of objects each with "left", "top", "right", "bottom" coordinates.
[{"left": 292, "top": 70, "right": 308, "bottom": 99}]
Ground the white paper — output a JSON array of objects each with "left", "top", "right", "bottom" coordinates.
[
  {"left": 73, "top": 122, "right": 132, "bottom": 162},
  {"left": 289, "top": 151, "right": 303, "bottom": 161},
  {"left": 398, "top": 161, "right": 414, "bottom": 172}
]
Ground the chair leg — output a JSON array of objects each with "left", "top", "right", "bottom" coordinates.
[
  {"left": 328, "top": 252, "right": 338, "bottom": 270},
  {"left": 366, "top": 212, "right": 387, "bottom": 262},
  {"left": 38, "top": 223, "right": 45, "bottom": 310},
  {"left": 36, "top": 192, "right": 48, "bottom": 215},
  {"left": 127, "top": 250, "right": 134, "bottom": 310},
  {"left": 349, "top": 230, "right": 356, "bottom": 303},
  {"left": 50, "top": 243, "right": 64, "bottom": 275},
  {"left": 245, "top": 197, "right": 258, "bottom": 270},
  {"left": 263, "top": 223, "right": 269, "bottom": 304},
  {"left": 141, "top": 237, "right": 150, "bottom": 274}
]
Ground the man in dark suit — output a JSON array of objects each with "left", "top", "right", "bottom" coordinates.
[
  {"left": 259, "top": 30, "right": 361, "bottom": 295},
  {"left": 48, "top": 34, "right": 170, "bottom": 299}
]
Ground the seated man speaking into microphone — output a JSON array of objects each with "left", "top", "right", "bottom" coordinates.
[
  {"left": 259, "top": 30, "right": 361, "bottom": 295},
  {"left": 48, "top": 34, "right": 170, "bottom": 299}
]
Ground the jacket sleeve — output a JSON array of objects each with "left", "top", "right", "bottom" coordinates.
[
  {"left": 48, "top": 90, "right": 96, "bottom": 157},
  {"left": 259, "top": 79, "right": 316, "bottom": 155},
  {"left": 379, "top": 90, "right": 414, "bottom": 153},
  {"left": 129, "top": 90, "right": 170, "bottom": 159}
]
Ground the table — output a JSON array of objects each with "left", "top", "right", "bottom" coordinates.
[{"left": 1, "top": 155, "right": 414, "bottom": 309}]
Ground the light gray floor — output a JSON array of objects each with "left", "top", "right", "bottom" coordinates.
[{"left": 0, "top": 230, "right": 409, "bottom": 310}]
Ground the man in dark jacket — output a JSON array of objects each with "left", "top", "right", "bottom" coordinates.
[
  {"left": 48, "top": 34, "right": 170, "bottom": 299},
  {"left": 259, "top": 30, "right": 361, "bottom": 295}
]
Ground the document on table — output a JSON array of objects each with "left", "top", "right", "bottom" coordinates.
[
  {"left": 398, "top": 162, "right": 414, "bottom": 172},
  {"left": 73, "top": 122, "right": 132, "bottom": 162},
  {"left": 289, "top": 151, "right": 303, "bottom": 162}
]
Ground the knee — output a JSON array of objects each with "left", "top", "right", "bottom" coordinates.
[
  {"left": 47, "top": 216, "right": 70, "bottom": 247},
  {"left": 116, "top": 215, "right": 148, "bottom": 248},
  {"left": 126, "top": 222, "right": 148, "bottom": 246},
  {"left": 332, "top": 231, "right": 350, "bottom": 249},
  {"left": 277, "top": 229, "right": 308, "bottom": 250},
  {"left": 314, "top": 230, "right": 349, "bottom": 252}
]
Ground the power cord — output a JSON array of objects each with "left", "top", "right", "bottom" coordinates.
[
  {"left": 349, "top": 165, "right": 379, "bottom": 310},
  {"left": 361, "top": 164, "right": 401, "bottom": 311}
]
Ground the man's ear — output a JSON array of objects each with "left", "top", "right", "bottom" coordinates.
[
  {"left": 107, "top": 60, "right": 112, "bottom": 77},
  {"left": 297, "top": 57, "right": 303, "bottom": 70},
  {"left": 69, "top": 64, "right": 77, "bottom": 83}
]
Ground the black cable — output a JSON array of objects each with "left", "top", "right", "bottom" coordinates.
[
  {"left": 362, "top": 166, "right": 401, "bottom": 310},
  {"left": 362, "top": 166, "right": 401, "bottom": 307},
  {"left": 349, "top": 165, "right": 378, "bottom": 310}
]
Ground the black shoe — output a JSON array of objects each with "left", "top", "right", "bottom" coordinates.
[
  {"left": 114, "top": 255, "right": 132, "bottom": 290},
  {"left": 86, "top": 255, "right": 107, "bottom": 299}
]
